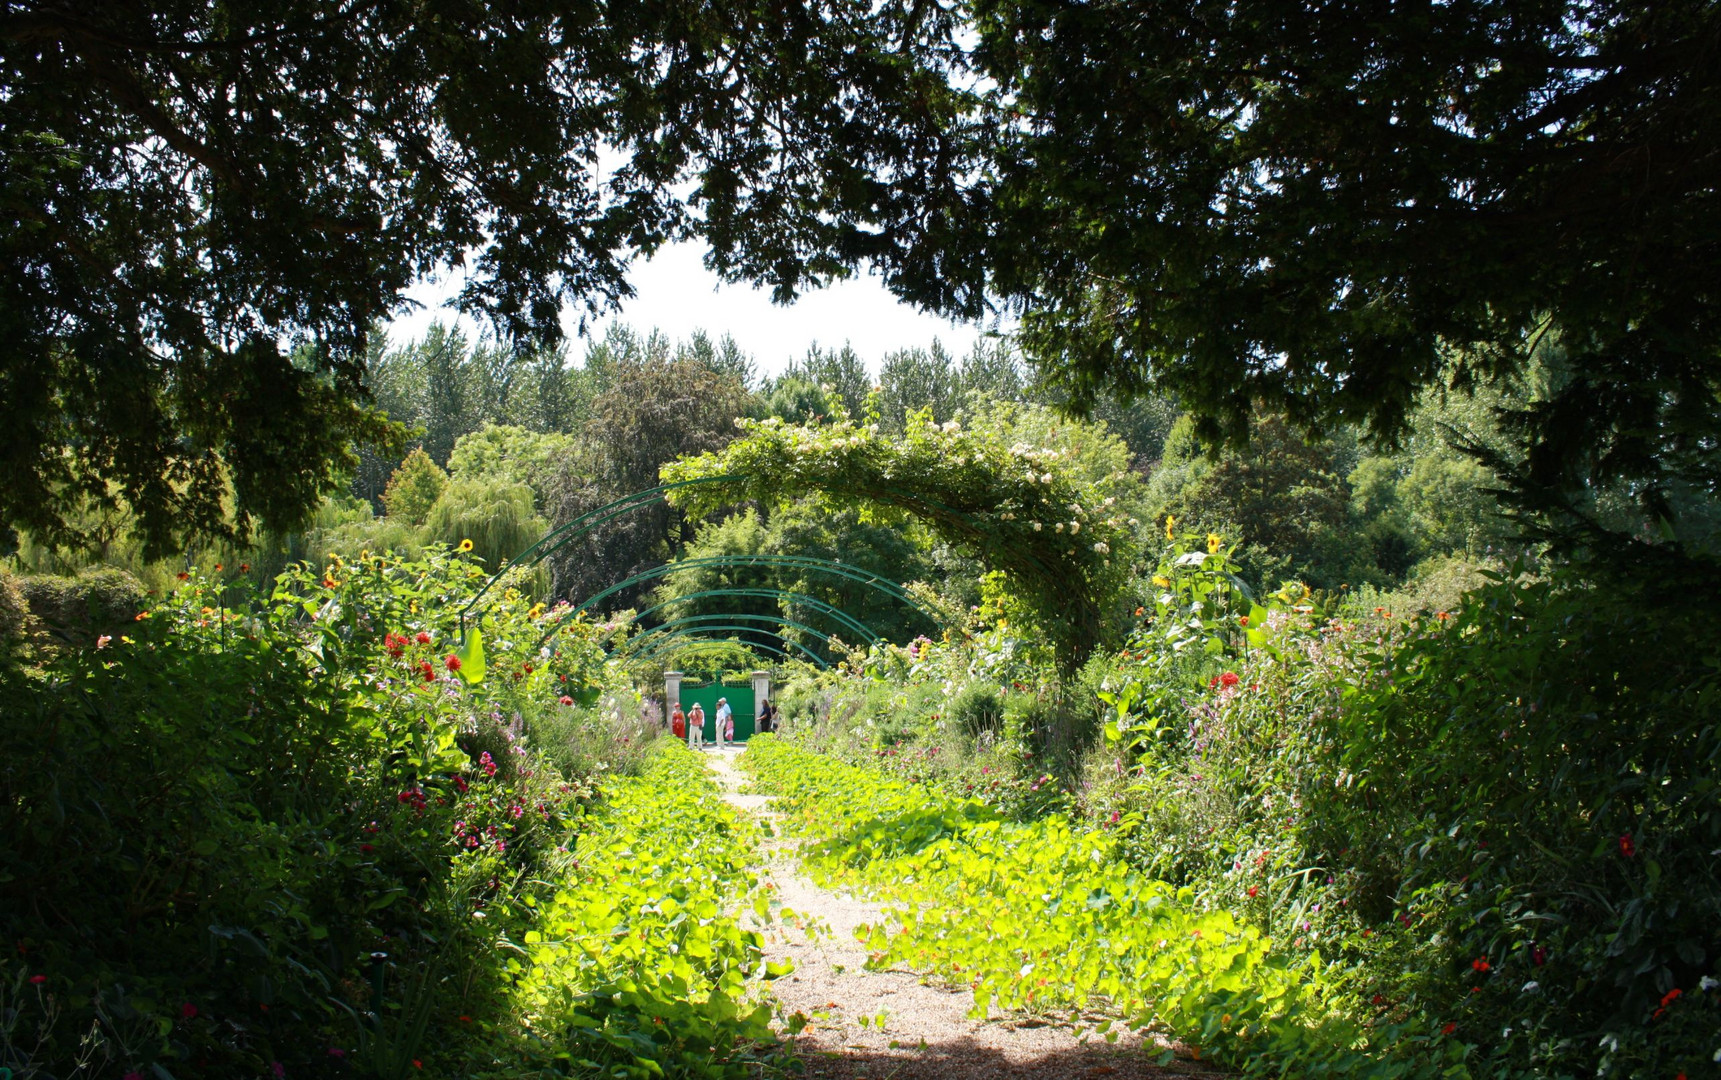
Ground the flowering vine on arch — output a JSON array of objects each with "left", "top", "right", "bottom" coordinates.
[{"left": 661, "top": 409, "right": 1142, "bottom": 668}]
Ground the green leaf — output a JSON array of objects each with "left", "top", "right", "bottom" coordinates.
[{"left": 454, "top": 627, "right": 486, "bottom": 684}]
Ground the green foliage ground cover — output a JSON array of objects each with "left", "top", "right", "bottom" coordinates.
[
  {"left": 0, "top": 548, "right": 784, "bottom": 1079},
  {"left": 742, "top": 737, "right": 1463, "bottom": 1078},
  {"left": 506, "top": 746, "right": 784, "bottom": 1079}
]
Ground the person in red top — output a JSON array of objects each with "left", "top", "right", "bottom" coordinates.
[
  {"left": 687, "top": 702, "right": 706, "bottom": 748},
  {"left": 670, "top": 704, "right": 686, "bottom": 739}
]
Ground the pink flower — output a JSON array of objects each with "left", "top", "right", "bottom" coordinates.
[
  {"left": 181, "top": 1002, "right": 197, "bottom": 1019},
  {"left": 1619, "top": 833, "right": 1636, "bottom": 857},
  {"left": 480, "top": 751, "right": 497, "bottom": 777},
  {"left": 328, "top": 1047, "right": 346, "bottom": 1058},
  {"left": 559, "top": 695, "right": 574, "bottom": 706},
  {"left": 271, "top": 1063, "right": 286, "bottom": 1078},
  {"left": 29, "top": 974, "right": 46, "bottom": 985}
]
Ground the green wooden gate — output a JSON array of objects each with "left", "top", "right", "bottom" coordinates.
[{"left": 678, "top": 682, "right": 756, "bottom": 742}]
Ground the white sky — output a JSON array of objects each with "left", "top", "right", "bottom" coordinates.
[{"left": 386, "top": 240, "right": 999, "bottom": 379}]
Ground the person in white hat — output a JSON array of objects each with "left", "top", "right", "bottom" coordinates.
[{"left": 715, "top": 697, "right": 733, "bottom": 748}]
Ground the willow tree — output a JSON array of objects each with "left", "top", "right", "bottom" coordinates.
[{"left": 662, "top": 410, "right": 1141, "bottom": 668}]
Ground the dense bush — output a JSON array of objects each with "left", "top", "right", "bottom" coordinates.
[
  {"left": 17, "top": 566, "right": 148, "bottom": 650},
  {"left": 0, "top": 547, "right": 782, "bottom": 1080},
  {"left": 0, "top": 567, "right": 28, "bottom": 652}
]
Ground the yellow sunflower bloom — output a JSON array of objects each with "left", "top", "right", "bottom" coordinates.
[
  {"left": 1164, "top": 515, "right": 1176, "bottom": 541},
  {"left": 1207, "top": 533, "right": 1223, "bottom": 554},
  {"left": 457, "top": 538, "right": 474, "bottom": 553}
]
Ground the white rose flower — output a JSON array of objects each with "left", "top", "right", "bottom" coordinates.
[
  {"left": 1070, "top": 521, "right": 1081, "bottom": 534},
  {"left": 1055, "top": 522, "right": 1065, "bottom": 533},
  {"left": 1032, "top": 521, "right": 1042, "bottom": 532},
  {"left": 1093, "top": 541, "right": 1110, "bottom": 554}
]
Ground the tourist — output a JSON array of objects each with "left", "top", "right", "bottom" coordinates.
[
  {"left": 757, "top": 698, "right": 777, "bottom": 734},
  {"left": 687, "top": 701, "right": 706, "bottom": 748},
  {"left": 670, "top": 703, "right": 686, "bottom": 740},
  {"left": 715, "top": 697, "right": 733, "bottom": 747}
]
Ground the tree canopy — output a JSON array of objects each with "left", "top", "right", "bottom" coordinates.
[
  {"left": 962, "top": 0, "right": 1720, "bottom": 566},
  {"left": 0, "top": 0, "right": 971, "bottom": 552},
  {"left": 6, "top": 0, "right": 1716, "bottom": 571}
]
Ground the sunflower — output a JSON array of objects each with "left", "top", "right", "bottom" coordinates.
[{"left": 457, "top": 538, "right": 474, "bottom": 553}]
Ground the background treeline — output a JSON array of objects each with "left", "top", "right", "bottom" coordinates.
[{"left": 4, "top": 319, "right": 1592, "bottom": 666}]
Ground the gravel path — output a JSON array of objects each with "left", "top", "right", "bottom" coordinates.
[{"left": 698, "top": 747, "right": 1214, "bottom": 1080}]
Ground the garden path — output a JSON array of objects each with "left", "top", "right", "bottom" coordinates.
[{"left": 699, "top": 747, "right": 1207, "bottom": 1080}]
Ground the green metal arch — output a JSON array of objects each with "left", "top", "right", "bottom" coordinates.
[
  {"left": 538, "top": 554, "right": 943, "bottom": 648},
  {"left": 629, "top": 624, "right": 830, "bottom": 668},
  {"left": 619, "top": 612, "right": 841, "bottom": 659},
  {"left": 630, "top": 588, "right": 881, "bottom": 644},
  {"left": 461, "top": 475, "right": 1010, "bottom": 634},
  {"left": 458, "top": 476, "right": 740, "bottom": 629},
  {"left": 641, "top": 635, "right": 808, "bottom": 668},
  {"left": 643, "top": 632, "right": 808, "bottom": 667}
]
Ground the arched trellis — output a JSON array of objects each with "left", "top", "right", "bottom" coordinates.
[
  {"left": 459, "top": 475, "right": 1001, "bottom": 638},
  {"left": 537, "top": 554, "right": 945, "bottom": 649},
  {"left": 457, "top": 476, "right": 740, "bottom": 633},
  {"left": 629, "top": 624, "right": 831, "bottom": 669},
  {"left": 619, "top": 612, "right": 839, "bottom": 660},
  {"left": 629, "top": 587, "right": 881, "bottom": 645},
  {"left": 636, "top": 633, "right": 821, "bottom": 670}
]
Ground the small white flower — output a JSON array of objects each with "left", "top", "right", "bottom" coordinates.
[
  {"left": 1055, "top": 522, "right": 1065, "bottom": 533},
  {"left": 1069, "top": 521, "right": 1081, "bottom": 534},
  {"left": 1032, "top": 521, "right": 1042, "bottom": 532},
  {"left": 1093, "top": 541, "right": 1110, "bottom": 555},
  {"left": 1521, "top": 981, "right": 1540, "bottom": 994},
  {"left": 1703, "top": 975, "right": 1719, "bottom": 991},
  {"left": 1041, "top": 473, "right": 1053, "bottom": 484}
]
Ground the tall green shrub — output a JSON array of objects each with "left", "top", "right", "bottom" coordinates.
[{"left": 381, "top": 447, "right": 449, "bottom": 525}]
